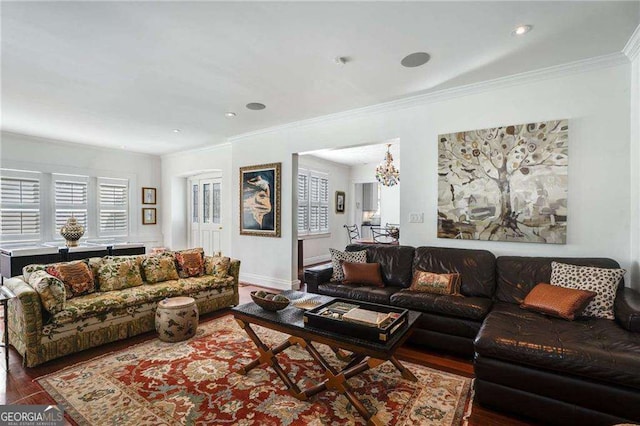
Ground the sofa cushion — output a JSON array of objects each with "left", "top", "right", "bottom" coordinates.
[
  {"left": 520, "top": 283, "right": 596, "bottom": 321},
  {"left": 141, "top": 254, "right": 179, "bottom": 284},
  {"left": 412, "top": 247, "right": 496, "bottom": 297},
  {"left": 317, "top": 283, "right": 400, "bottom": 304},
  {"left": 409, "top": 270, "right": 461, "bottom": 295},
  {"left": 390, "top": 289, "right": 492, "bottom": 321},
  {"left": 329, "top": 248, "right": 367, "bottom": 282},
  {"left": 27, "top": 270, "right": 66, "bottom": 314},
  {"left": 174, "top": 248, "right": 205, "bottom": 278},
  {"left": 51, "top": 275, "right": 234, "bottom": 325},
  {"left": 97, "top": 259, "right": 144, "bottom": 291},
  {"left": 46, "top": 260, "right": 95, "bottom": 298},
  {"left": 342, "top": 262, "right": 384, "bottom": 287},
  {"left": 204, "top": 255, "right": 231, "bottom": 278},
  {"left": 475, "top": 302, "right": 640, "bottom": 390},
  {"left": 346, "top": 244, "right": 415, "bottom": 287},
  {"left": 551, "top": 262, "right": 625, "bottom": 320},
  {"left": 495, "top": 256, "right": 621, "bottom": 305}
]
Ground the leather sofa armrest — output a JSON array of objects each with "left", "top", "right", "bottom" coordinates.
[
  {"left": 304, "top": 263, "right": 333, "bottom": 293},
  {"left": 615, "top": 287, "right": 640, "bottom": 332}
]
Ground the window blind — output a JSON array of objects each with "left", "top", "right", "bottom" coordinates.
[
  {"left": 297, "top": 170, "right": 329, "bottom": 235},
  {"left": 0, "top": 177, "right": 40, "bottom": 236},
  {"left": 54, "top": 177, "right": 88, "bottom": 234},
  {"left": 99, "top": 181, "right": 128, "bottom": 234}
]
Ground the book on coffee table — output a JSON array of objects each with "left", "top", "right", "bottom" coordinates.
[{"left": 342, "top": 308, "right": 391, "bottom": 327}]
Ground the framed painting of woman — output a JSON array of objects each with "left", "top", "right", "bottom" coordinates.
[{"left": 239, "top": 162, "right": 281, "bottom": 237}]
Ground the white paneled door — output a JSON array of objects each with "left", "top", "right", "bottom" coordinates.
[{"left": 188, "top": 175, "right": 223, "bottom": 255}]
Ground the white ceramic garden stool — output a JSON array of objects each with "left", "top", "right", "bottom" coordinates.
[{"left": 155, "top": 297, "right": 199, "bottom": 342}]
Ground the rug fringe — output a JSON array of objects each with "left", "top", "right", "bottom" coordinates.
[{"left": 462, "top": 378, "right": 476, "bottom": 425}]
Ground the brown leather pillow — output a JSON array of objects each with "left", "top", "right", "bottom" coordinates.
[
  {"left": 521, "top": 283, "right": 597, "bottom": 321},
  {"left": 341, "top": 262, "right": 384, "bottom": 287},
  {"left": 410, "top": 270, "right": 461, "bottom": 295}
]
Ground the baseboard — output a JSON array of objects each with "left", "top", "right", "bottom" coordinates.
[
  {"left": 240, "top": 272, "right": 299, "bottom": 291},
  {"left": 303, "top": 254, "right": 331, "bottom": 266}
]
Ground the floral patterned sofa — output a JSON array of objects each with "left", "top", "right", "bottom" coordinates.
[{"left": 5, "top": 250, "right": 240, "bottom": 367}]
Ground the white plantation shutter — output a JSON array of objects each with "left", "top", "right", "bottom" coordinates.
[
  {"left": 0, "top": 176, "right": 41, "bottom": 237},
  {"left": 297, "top": 169, "right": 329, "bottom": 235},
  {"left": 53, "top": 175, "right": 88, "bottom": 236},
  {"left": 297, "top": 171, "right": 309, "bottom": 234},
  {"left": 98, "top": 178, "right": 128, "bottom": 235}
]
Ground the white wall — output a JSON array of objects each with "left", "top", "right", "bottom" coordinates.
[
  {"left": 0, "top": 132, "right": 163, "bottom": 249},
  {"left": 160, "top": 143, "right": 232, "bottom": 254},
  {"left": 298, "top": 155, "right": 350, "bottom": 265},
  {"left": 630, "top": 54, "right": 640, "bottom": 285},
  {"left": 224, "top": 63, "right": 635, "bottom": 290}
]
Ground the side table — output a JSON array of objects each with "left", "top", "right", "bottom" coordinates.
[{"left": 0, "top": 286, "right": 16, "bottom": 371}]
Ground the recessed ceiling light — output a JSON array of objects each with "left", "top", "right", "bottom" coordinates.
[
  {"left": 512, "top": 24, "right": 533, "bottom": 36},
  {"left": 246, "top": 103, "right": 266, "bottom": 111},
  {"left": 172, "top": 128, "right": 181, "bottom": 133},
  {"left": 225, "top": 112, "right": 237, "bottom": 118},
  {"left": 401, "top": 52, "right": 431, "bottom": 68}
]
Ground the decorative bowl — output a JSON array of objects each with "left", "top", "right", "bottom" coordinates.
[
  {"left": 250, "top": 291, "right": 290, "bottom": 311},
  {"left": 292, "top": 299, "right": 322, "bottom": 311}
]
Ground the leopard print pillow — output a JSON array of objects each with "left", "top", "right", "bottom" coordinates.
[
  {"left": 550, "top": 261, "right": 625, "bottom": 320},
  {"left": 329, "top": 248, "right": 367, "bottom": 282}
]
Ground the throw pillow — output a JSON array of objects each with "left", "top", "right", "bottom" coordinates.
[
  {"left": 521, "top": 283, "right": 597, "bottom": 321},
  {"left": 142, "top": 255, "right": 179, "bottom": 284},
  {"left": 27, "top": 270, "right": 66, "bottom": 314},
  {"left": 97, "top": 259, "right": 144, "bottom": 291},
  {"left": 175, "top": 250, "right": 205, "bottom": 278},
  {"left": 46, "top": 260, "right": 95, "bottom": 299},
  {"left": 551, "top": 262, "right": 626, "bottom": 320},
  {"left": 341, "top": 262, "right": 384, "bottom": 287},
  {"left": 329, "top": 248, "right": 367, "bottom": 282},
  {"left": 23, "top": 264, "right": 49, "bottom": 282},
  {"left": 409, "top": 270, "right": 461, "bottom": 295},
  {"left": 204, "top": 255, "right": 231, "bottom": 278}
]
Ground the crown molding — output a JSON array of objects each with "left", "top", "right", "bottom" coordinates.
[
  {"left": 228, "top": 52, "right": 629, "bottom": 143},
  {"left": 623, "top": 24, "right": 640, "bottom": 61}
]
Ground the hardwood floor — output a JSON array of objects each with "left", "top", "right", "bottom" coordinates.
[{"left": 0, "top": 283, "right": 533, "bottom": 425}]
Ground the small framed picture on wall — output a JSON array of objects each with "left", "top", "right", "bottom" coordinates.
[
  {"left": 142, "top": 208, "right": 157, "bottom": 225},
  {"left": 142, "top": 187, "right": 157, "bottom": 205},
  {"left": 335, "top": 191, "right": 345, "bottom": 214}
]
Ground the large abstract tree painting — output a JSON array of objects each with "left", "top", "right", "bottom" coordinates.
[{"left": 437, "top": 120, "right": 568, "bottom": 244}]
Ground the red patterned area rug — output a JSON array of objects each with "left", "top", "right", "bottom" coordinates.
[{"left": 37, "top": 315, "right": 473, "bottom": 425}]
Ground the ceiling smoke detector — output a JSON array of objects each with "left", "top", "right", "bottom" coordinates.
[{"left": 334, "top": 56, "right": 347, "bottom": 66}]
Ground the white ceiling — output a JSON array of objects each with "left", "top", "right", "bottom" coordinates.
[
  {"left": 304, "top": 142, "right": 400, "bottom": 167},
  {"left": 2, "top": 2, "right": 638, "bottom": 155}
]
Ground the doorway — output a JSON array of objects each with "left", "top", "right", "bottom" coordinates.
[{"left": 188, "top": 173, "right": 224, "bottom": 255}]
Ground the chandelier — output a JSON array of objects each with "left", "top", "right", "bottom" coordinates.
[{"left": 375, "top": 144, "right": 399, "bottom": 187}]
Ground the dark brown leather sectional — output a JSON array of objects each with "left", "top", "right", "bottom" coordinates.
[{"left": 304, "top": 244, "right": 640, "bottom": 424}]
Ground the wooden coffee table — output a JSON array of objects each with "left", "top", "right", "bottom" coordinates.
[{"left": 232, "top": 290, "right": 420, "bottom": 426}]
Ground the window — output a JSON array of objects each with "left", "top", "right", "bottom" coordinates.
[
  {"left": 98, "top": 178, "right": 128, "bottom": 236},
  {"left": 53, "top": 175, "right": 88, "bottom": 235},
  {"left": 0, "top": 173, "right": 41, "bottom": 239},
  {"left": 297, "top": 169, "right": 329, "bottom": 235}
]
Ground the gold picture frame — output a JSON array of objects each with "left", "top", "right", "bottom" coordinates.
[{"left": 239, "top": 162, "right": 281, "bottom": 237}]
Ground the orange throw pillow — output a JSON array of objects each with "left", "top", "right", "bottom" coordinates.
[
  {"left": 175, "top": 251, "right": 205, "bottom": 278},
  {"left": 46, "top": 260, "right": 95, "bottom": 299},
  {"left": 410, "top": 270, "right": 461, "bottom": 295},
  {"left": 341, "top": 262, "right": 384, "bottom": 287},
  {"left": 521, "top": 283, "right": 597, "bottom": 321}
]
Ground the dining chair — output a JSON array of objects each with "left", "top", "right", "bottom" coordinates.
[{"left": 344, "top": 224, "right": 360, "bottom": 243}]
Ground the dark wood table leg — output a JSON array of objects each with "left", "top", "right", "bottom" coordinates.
[
  {"left": 234, "top": 318, "right": 302, "bottom": 397},
  {"left": 390, "top": 355, "right": 417, "bottom": 382}
]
